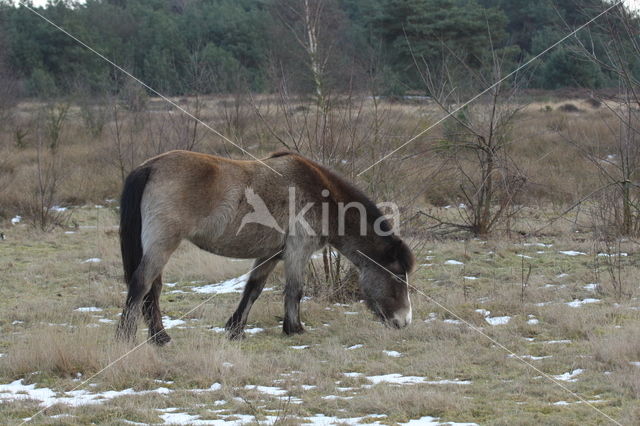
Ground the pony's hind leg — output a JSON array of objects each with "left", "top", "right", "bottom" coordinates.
[
  {"left": 225, "top": 255, "right": 280, "bottom": 340},
  {"left": 143, "top": 275, "right": 171, "bottom": 346},
  {"left": 116, "top": 242, "right": 178, "bottom": 344}
]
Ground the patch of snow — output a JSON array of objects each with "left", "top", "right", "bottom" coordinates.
[
  {"left": 322, "top": 395, "right": 353, "bottom": 400},
  {"left": 629, "top": 361, "right": 640, "bottom": 367},
  {"left": 11, "top": 215, "right": 22, "bottom": 225},
  {"left": 464, "top": 276, "right": 478, "bottom": 280},
  {"left": 159, "top": 412, "right": 203, "bottom": 424},
  {"left": 346, "top": 344, "right": 363, "bottom": 350},
  {"left": 0, "top": 379, "right": 171, "bottom": 407},
  {"left": 210, "top": 327, "right": 225, "bottom": 333},
  {"left": 597, "top": 252, "right": 628, "bottom": 257},
  {"left": 245, "top": 327, "right": 264, "bottom": 335},
  {"left": 559, "top": 250, "right": 586, "bottom": 256},
  {"left": 75, "top": 307, "right": 102, "bottom": 312},
  {"left": 424, "top": 313, "right": 437, "bottom": 323},
  {"left": 365, "top": 374, "right": 471, "bottom": 386},
  {"left": 50, "top": 206, "right": 68, "bottom": 212},
  {"left": 444, "top": 319, "right": 463, "bottom": 325},
  {"left": 485, "top": 316, "right": 511, "bottom": 326},
  {"left": 342, "top": 372, "right": 362, "bottom": 378},
  {"left": 556, "top": 273, "right": 569, "bottom": 278},
  {"left": 191, "top": 274, "right": 249, "bottom": 294},
  {"left": 545, "top": 340, "right": 571, "bottom": 344},
  {"left": 82, "top": 258, "right": 102, "bottom": 264},
  {"left": 344, "top": 311, "right": 359, "bottom": 315},
  {"left": 508, "top": 354, "right": 551, "bottom": 361},
  {"left": 290, "top": 345, "right": 309, "bottom": 350},
  {"left": 162, "top": 316, "right": 186, "bottom": 329},
  {"left": 244, "top": 385, "right": 287, "bottom": 396},
  {"left": 383, "top": 350, "right": 402, "bottom": 357},
  {"left": 566, "top": 298, "right": 600, "bottom": 308},
  {"left": 527, "top": 318, "right": 539, "bottom": 325},
  {"left": 400, "top": 416, "right": 477, "bottom": 426},
  {"left": 517, "top": 254, "right": 532, "bottom": 259},
  {"left": 553, "top": 369, "right": 583, "bottom": 382},
  {"left": 584, "top": 283, "right": 599, "bottom": 291},
  {"left": 475, "top": 309, "right": 490, "bottom": 317},
  {"left": 444, "top": 259, "right": 464, "bottom": 265},
  {"left": 98, "top": 318, "right": 114, "bottom": 324}
]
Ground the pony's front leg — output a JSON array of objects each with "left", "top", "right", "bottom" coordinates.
[
  {"left": 225, "top": 255, "right": 280, "bottom": 340},
  {"left": 283, "top": 252, "right": 309, "bottom": 335}
]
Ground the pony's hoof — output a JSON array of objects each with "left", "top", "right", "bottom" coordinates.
[
  {"left": 225, "top": 317, "right": 245, "bottom": 340},
  {"left": 227, "top": 330, "right": 245, "bottom": 340},
  {"left": 283, "top": 322, "right": 305, "bottom": 335},
  {"left": 150, "top": 331, "right": 172, "bottom": 346}
]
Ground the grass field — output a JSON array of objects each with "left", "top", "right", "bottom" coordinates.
[{"left": 1, "top": 202, "right": 639, "bottom": 425}]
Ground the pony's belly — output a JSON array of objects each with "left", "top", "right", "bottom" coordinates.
[{"left": 187, "top": 228, "right": 285, "bottom": 260}]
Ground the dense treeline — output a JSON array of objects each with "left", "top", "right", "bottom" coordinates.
[{"left": 0, "top": 0, "right": 636, "bottom": 97}]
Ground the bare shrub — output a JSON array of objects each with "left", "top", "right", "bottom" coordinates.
[
  {"left": 417, "top": 47, "right": 528, "bottom": 235},
  {"left": 22, "top": 103, "right": 70, "bottom": 231}
]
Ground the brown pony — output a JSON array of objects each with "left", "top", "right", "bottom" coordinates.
[{"left": 116, "top": 150, "right": 415, "bottom": 345}]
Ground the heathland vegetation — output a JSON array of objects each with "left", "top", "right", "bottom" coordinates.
[{"left": 1, "top": 0, "right": 640, "bottom": 424}]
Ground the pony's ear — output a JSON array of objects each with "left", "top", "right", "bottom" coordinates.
[{"left": 384, "top": 237, "right": 415, "bottom": 274}]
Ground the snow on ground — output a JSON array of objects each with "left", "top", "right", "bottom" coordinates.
[
  {"left": 191, "top": 274, "right": 250, "bottom": 294},
  {"left": 553, "top": 369, "right": 584, "bottom": 382},
  {"left": 444, "top": 260, "right": 464, "bottom": 265},
  {"left": 11, "top": 216, "right": 22, "bottom": 225},
  {"left": 346, "top": 344, "right": 363, "bottom": 350},
  {"left": 508, "top": 354, "right": 552, "bottom": 361},
  {"left": 485, "top": 316, "right": 511, "bottom": 325},
  {"left": 162, "top": 316, "right": 186, "bottom": 329},
  {"left": 74, "top": 307, "right": 102, "bottom": 312},
  {"left": 583, "top": 283, "right": 599, "bottom": 291},
  {"left": 566, "top": 298, "right": 600, "bottom": 308},
  {"left": 82, "top": 258, "right": 102, "bottom": 263},
  {"left": 558, "top": 251, "right": 586, "bottom": 256},
  {"left": 383, "top": 350, "right": 402, "bottom": 357},
  {"left": 365, "top": 374, "right": 471, "bottom": 386},
  {"left": 0, "top": 379, "right": 171, "bottom": 407}
]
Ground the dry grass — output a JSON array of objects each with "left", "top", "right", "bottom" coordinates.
[
  {"left": 1, "top": 207, "right": 639, "bottom": 424},
  {"left": 1, "top": 95, "right": 639, "bottom": 424}
]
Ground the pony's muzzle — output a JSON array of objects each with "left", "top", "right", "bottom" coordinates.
[{"left": 389, "top": 306, "right": 412, "bottom": 329}]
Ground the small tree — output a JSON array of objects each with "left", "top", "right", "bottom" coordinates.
[
  {"left": 417, "top": 42, "right": 527, "bottom": 235},
  {"left": 569, "top": 3, "right": 640, "bottom": 236}
]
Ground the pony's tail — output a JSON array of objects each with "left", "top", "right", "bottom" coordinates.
[{"left": 120, "top": 166, "right": 152, "bottom": 285}]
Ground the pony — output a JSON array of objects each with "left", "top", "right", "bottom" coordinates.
[{"left": 116, "top": 150, "right": 415, "bottom": 345}]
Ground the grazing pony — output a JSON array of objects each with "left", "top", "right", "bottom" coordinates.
[{"left": 116, "top": 150, "right": 415, "bottom": 345}]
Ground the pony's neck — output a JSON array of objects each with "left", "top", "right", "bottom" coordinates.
[{"left": 330, "top": 233, "right": 390, "bottom": 271}]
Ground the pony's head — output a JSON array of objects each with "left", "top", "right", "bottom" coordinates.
[{"left": 360, "top": 237, "right": 415, "bottom": 328}]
